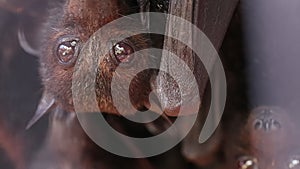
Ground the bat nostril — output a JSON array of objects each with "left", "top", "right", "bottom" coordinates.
[
  {"left": 253, "top": 118, "right": 281, "bottom": 131},
  {"left": 269, "top": 119, "right": 281, "bottom": 131},
  {"left": 251, "top": 107, "right": 283, "bottom": 131},
  {"left": 253, "top": 119, "right": 263, "bottom": 130}
]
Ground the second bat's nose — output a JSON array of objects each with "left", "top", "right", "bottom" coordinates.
[{"left": 253, "top": 108, "right": 281, "bottom": 131}]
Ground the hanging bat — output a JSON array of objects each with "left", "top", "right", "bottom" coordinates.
[
  {"left": 26, "top": 0, "right": 161, "bottom": 168},
  {"left": 223, "top": 106, "right": 300, "bottom": 169},
  {"left": 24, "top": 0, "right": 241, "bottom": 168},
  {"left": 26, "top": 0, "right": 159, "bottom": 128}
]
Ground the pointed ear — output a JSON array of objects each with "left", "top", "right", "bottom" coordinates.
[
  {"left": 18, "top": 28, "right": 40, "bottom": 57},
  {"left": 26, "top": 92, "right": 55, "bottom": 129}
]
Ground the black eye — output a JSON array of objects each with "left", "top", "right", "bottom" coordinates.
[
  {"left": 56, "top": 36, "right": 80, "bottom": 66},
  {"left": 237, "top": 156, "right": 259, "bottom": 169},
  {"left": 112, "top": 41, "right": 134, "bottom": 63}
]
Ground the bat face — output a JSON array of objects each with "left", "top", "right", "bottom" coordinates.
[
  {"left": 224, "top": 106, "right": 300, "bottom": 169},
  {"left": 38, "top": 0, "right": 157, "bottom": 116},
  {"left": 28, "top": 1, "right": 161, "bottom": 166}
]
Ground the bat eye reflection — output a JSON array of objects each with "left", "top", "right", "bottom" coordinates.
[
  {"left": 112, "top": 41, "right": 134, "bottom": 63},
  {"left": 237, "top": 156, "right": 259, "bottom": 169},
  {"left": 56, "top": 36, "right": 80, "bottom": 66},
  {"left": 288, "top": 156, "right": 300, "bottom": 169}
]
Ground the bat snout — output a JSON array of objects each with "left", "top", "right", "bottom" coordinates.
[
  {"left": 253, "top": 118, "right": 281, "bottom": 132},
  {"left": 250, "top": 107, "right": 285, "bottom": 132}
]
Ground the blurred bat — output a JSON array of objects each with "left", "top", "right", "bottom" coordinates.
[{"left": 223, "top": 106, "right": 300, "bottom": 169}]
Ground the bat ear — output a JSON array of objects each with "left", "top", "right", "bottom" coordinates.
[
  {"left": 26, "top": 92, "right": 55, "bottom": 129},
  {"left": 18, "top": 28, "right": 40, "bottom": 57}
]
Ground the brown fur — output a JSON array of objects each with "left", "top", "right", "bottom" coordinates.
[
  {"left": 39, "top": 0, "right": 155, "bottom": 114},
  {"left": 30, "top": 0, "right": 158, "bottom": 168}
]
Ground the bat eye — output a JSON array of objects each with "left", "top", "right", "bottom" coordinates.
[
  {"left": 288, "top": 156, "right": 300, "bottom": 169},
  {"left": 56, "top": 36, "right": 80, "bottom": 66},
  {"left": 112, "top": 41, "right": 134, "bottom": 63},
  {"left": 237, "top": 156, "right": 259, "bottom": 169}
]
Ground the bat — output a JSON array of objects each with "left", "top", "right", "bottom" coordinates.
[
  {"left": 223, "top": 106, "right": 300, "bottom": 169},
  {"left": 27, "top": 0, "right": 158, "bottom": 128},
  {"left": 27, "top": 0, "right": 160, "bottom": 168},
  {"left": 23, "top": 0, "right": 242, "bottom": 168}
]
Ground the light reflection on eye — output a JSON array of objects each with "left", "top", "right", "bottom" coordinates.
[
  {"left": 289, "top": 157, "right": 300, "bottom": 169},
  {"left": 55, "top": 36, "right": 80, "bottom": 67},
  {"left": 112, "top": 41, "right": 134, "bottom": 63},
  {"left": 237, "top": 156, "right": 259, "bottom": 169}
]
